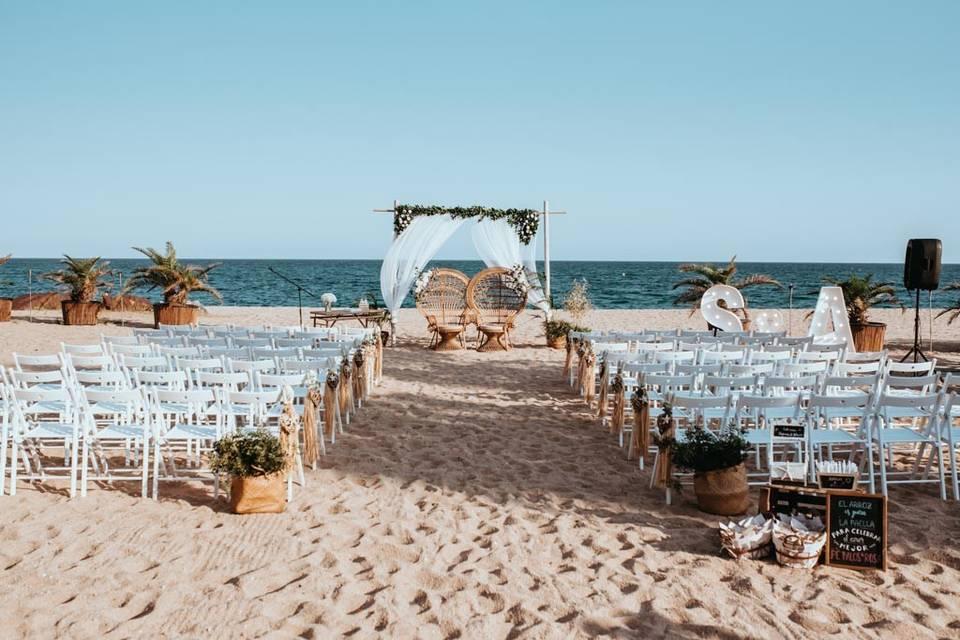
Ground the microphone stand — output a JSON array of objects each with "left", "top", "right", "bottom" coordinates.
[{"left": 268, "top": 267, "right": 321, "bottom": 328}]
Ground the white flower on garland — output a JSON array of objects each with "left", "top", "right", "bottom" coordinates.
[
  {"left": 413, "top": 269, "right": 434, "bottom": 302},
  {"left": 506, "top": 264, "right": 531, "bottom": 298}
]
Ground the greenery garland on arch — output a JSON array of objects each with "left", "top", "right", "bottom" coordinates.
[{"left": 393, "top": 204, "right": 540, "bottom": 245}]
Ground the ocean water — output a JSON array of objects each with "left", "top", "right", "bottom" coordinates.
[{"left": 3, "top": 259, "right": 959, "bottom": 310}]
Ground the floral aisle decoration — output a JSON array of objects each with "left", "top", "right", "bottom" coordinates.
[
  {"left": 324, "top": 369, "right": 340, "bottom": 437},
  {"left": 609, "top": 364, "right": 626, "bottom": 436},
  {"left": 393, "top": 205, "right": 540, "bottom": 245},
  {"left": 630, "top": 388, "right": 651, "bottom": 462}
]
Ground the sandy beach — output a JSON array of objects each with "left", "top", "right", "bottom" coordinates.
[{"left": 1, "top": 308, "right": 959, "bottom": 638}]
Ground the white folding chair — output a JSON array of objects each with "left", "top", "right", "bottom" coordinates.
[
  {"left": 108, "top": 343, "right": 155, "bottom": 357},
  {"left": 805, "top": 393, "right": 875, "bottom": 492},
  {"left": 734, "top": 394, "right": 803, "bottom": 473},
  {"left": 872, "top": 392, "right": 945, "bottom": 499},
  {"left": 195, "top": 371, "right": 251, "bottom": 392},
  {"left": 73, "top": 369, "right": 130, "bottom": 390},
  {"left": 14, "top": 353, "right": 65, "bottom": 372},
  {"left": 6, "top": 386, "right": 84, "bottom": 497},
  {"left": 134, "top": 370, "right": 189, "bottom": 391},
  {"left": 119, "top": 354, "right": 171, "bottom": 372},
  {"left": 228, "top": 359, "right": 276, "bottom": 379},
  {"left": 148, "top": 388, "right": 224, "bottom": 499},
  {"left": 61, "top": 343, "right": 106, "bottom": 356},
  {"left": 939, "top": 377, "right": 960, "bottom": 499},
  {"left": 78, "top": 387, "right": 151, "bottom": 497}
]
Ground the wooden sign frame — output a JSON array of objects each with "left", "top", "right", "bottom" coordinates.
[
  {"left": 825, "top": 490, "right": 887, "bottom": 571},
  {"left": 772, "top": 422, "right": 806, "bottom": 440}
]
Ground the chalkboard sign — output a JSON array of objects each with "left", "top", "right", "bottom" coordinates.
[
  {"left": 766, "top": 485, "right": 826, "bottom": 518},
  {"left": 772, "top": 423, "right": 806, "bottom": 439},
  {"left": 818, "top": 473, "right": 858, "bottom": 491},
  {"left": 826, "top": 491, "right": 887, "bottom": 571}
]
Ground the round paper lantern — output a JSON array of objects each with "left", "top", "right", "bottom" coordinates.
[{"left": 753, "top": 310, "right": 786, "bottom": 333}]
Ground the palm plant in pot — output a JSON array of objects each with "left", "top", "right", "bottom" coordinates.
[
  {"left": 123, "top": 242, "right": 222, "bottom": 328},
  {"left": 672, "top": 426, "right": 751, "bottom": 516},
  {"left": 43, "top": 255, "right": 114, "bottom": 325},
  {"left": 210, "top": 429, "right": 288, "bottom": 514},
  {"left": 815, "top": 274, "right": 901, "bottom": 352},
  {"left": 0, "top": 254, "right": 12, "bottom": 322},
  {"left": 672, "top": 256, "right": 781, "bottom": 331}
]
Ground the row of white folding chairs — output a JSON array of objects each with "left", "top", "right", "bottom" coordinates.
[
  {"left": 0, "top": 377, "right": 338, "bottom": 500},
  {"left": 584, "top": 343, "right": 924, "bottom": 389},
  {"left": 8, "top": 350, "right": 342, "bottom": 381},
  {"left": 138, "top": 324, "right": 360, "bottom": 338},
  {"left": 98, "top": 336, "right": 360, "bottom": 358},
  {"left": 627, "top": 372, "right": 959, "bottom": 500}
]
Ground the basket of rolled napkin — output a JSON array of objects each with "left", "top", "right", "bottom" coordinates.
[
  {"left": 719, "top": 514, "right": 773, "bottom": 560},
  {"left": 772, "top": 513, "right": 826, "bottom": 569}
]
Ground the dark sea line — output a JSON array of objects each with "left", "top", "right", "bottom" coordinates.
[{"left": 3, "top": 259, "right": 959, "bottom": 310}]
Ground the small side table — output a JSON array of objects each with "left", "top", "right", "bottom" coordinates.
[
  {"left": 477, "top": 324, "right": 508, "bottom": 352},
  {"left": 435, "top": 325, "right": 465, "bottom": 351}
]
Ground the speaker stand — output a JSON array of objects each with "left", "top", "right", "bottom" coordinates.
[{"left": 900, "top": 289, "right": 928, "bottom": 363}]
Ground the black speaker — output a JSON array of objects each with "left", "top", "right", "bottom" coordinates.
[{"left": 904, "top": 239, "right": 942, "bottom": 290}]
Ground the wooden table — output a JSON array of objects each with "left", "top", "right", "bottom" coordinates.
[{"left": 310, "top": 308, "right": 388, "bottom": 329}]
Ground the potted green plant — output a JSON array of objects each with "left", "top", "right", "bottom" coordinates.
[
  {"left": 210, "top": 430, "right": 288, "bottom": 514},
  {"left": 43, "top": 255, "right": 114, "bottom": 325},
  {"left": 672, "top": 256, "right": 781, "bottom": 331},
  {"left": 123, "top": 241, "right": 222, "bottom": 328},
  {"left": 0, "top": 254, "right": 12, "bottom": 322},
  {"left": 672, "top": 427, "right": 751, "bottom": 516},
  {"left": 543, "top": 319, "right": 590, "bottom": 350},
  {"left": 816, "top": 274, "right": 901, "bottom": 352}
]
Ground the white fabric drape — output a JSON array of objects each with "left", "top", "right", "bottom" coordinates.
[
  {"left": 471, "top": 218, "right": 550, "bottom": 315},
  {"left": 380, "top": 214, "right": 466, "bottom": 319}
]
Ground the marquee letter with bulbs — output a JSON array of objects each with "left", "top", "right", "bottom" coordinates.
[
  {"left": 699, "top": 285, "right": 745, "bottom": 331},
  {"left": 807, "top": 286, "right": 856, "bottom": 351}
]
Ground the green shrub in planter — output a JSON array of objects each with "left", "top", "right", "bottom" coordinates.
[
  {"left": 543, "top": 319, "right": 590, "bottom": 348},
  {"left": 673, "top": 427, "right": 750, "bottom": 473},
  {"left": 210, "top": 430, "right": 286, "bottom": 477},
  {"left": 673, "top": 427, "right": 752, "bottom": 516},
  {"left": 211, "top": 430, "right": 288, "bottom": 514}
]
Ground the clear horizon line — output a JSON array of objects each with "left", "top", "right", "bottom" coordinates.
[{"left": 4, "top": 256, "right": 956, "bottom": 266}]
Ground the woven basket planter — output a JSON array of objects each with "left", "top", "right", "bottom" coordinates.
[
  {"left": 693, "top": 463, "right": 750, "bottom": 516},
  {"left": 61, "top": 301, "right": 101, "bottom": 326},
  {"left": 546, "top": 335, "right": 567, "bottom": 350},
  {"left": 0, "top": 298, "right": 11, "bottom": 322},
  {"left": 152, "top": 303, "right": 199, "bottom": 328},
  {"left": 851, "top": 322, "right": 886, "bottom": 352},
  {"left": 230, "top": 473, "right": 286, "bottom": 514}
]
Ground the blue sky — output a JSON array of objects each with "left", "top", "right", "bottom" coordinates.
[{"left": 1, "top": 2, "right": 957, "bottom": 262}]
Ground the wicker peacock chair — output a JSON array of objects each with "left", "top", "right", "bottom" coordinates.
[
  {"left": 466, "top": 267, "right": 528, "bottom": 352},
  {"left": 415, "top": 268, "right": 471, "bottom": 350}
]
